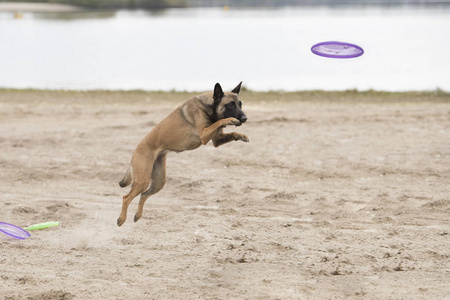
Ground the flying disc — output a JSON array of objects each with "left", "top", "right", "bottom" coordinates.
[
  {"left": 0, "top": 222, "right": 31, "bottom": 240},
  {"left": 24, "top": 221, "right": 59, "bottom": 231},
  {"left": 311, "top": 41, "right": 364, "bottom": 58}
]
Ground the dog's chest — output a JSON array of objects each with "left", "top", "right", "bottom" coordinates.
[
  {"left": 182, "top": 133, "right": 202, "bottom": 151},
  {"left": 166, "top": 126, "right": 202, "bottom": 152}
]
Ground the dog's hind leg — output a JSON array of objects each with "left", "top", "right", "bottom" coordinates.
[
  {"left": 117, "top": 184, "right": 145, "bottom": 227},
  {"left": 117, "top": 152, "right": 154, "bottom": 227},
  {"left": 134, "top": 152, "right": 167, "bottom": 223}
]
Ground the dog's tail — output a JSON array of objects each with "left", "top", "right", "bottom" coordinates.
[{"left": 119, "top": 166, "right": 132, "bottom": 188}]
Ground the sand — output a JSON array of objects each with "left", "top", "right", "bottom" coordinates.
[{"left": 0, "top": 89, "right": 449, "bottom": 299}]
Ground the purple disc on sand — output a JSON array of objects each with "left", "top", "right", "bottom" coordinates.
[
  {"left": 311, "top": 41, "right": 364, "bottom": 59},
  {"left": 0, "top": 222, "right": 31, "bottom": 240}
]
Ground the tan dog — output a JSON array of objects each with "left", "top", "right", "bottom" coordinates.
[{"left": 117, "top": 82, "right": 248, "bottom": 226}]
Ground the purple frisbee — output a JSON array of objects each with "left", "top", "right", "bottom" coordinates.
[
  {"left": 0, "top": 222, "right": 31, "bottom": 240},
  {"left": 311, "top": 41, "right": 364, "bottom": 59}
]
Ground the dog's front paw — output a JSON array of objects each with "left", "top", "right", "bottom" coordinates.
[
  {"left": 225, "top": 117, "right": 241, "bottom": 126},
  {"left": 234, "top": 133, "right": 249, "bottom": 143}
]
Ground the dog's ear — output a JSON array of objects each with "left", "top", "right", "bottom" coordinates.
[
  {"left": 213, "top": 83, "right": 224, "bottom": 101},
  {"left": 231, "top": 81, "right": 242, "bottom": 94}
]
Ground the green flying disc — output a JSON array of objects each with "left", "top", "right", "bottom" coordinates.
[{"left": 24, "top": 221, "right": 59, "bottom": 231}]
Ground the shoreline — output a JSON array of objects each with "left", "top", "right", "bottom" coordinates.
[
  {"left": 0, "top": 2, "right": 83, "bottom": 12},
  {"left": 0, "top": 88, "right": 449, "bottom": 104},
  {"left": 0, "top": 1, "right": 185, "bottom": 12}
]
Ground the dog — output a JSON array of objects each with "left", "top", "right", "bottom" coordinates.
[{"left": 117, "top": 82, "right": 249, "bottom": 226}]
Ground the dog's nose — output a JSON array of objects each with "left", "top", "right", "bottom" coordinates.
[{"left": 240, "top": 115, "right": 247, "bottom": 123}]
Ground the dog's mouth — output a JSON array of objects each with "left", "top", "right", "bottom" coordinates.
[{"left": 238, "top": 115, "right": 247, "bottom": 126}]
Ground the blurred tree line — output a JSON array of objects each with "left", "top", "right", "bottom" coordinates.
[
  {"left": 2, "top": 0, "right": 446, "bottom": 9},
  {"left": 0, "top": 0, "right": 187, "bottom": 9},
  {"left": 187, "top": 0, "right": 449, "bottom": 5}
]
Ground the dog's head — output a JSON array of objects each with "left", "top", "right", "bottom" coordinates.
[{"left": 212, "top": 82, "right": 247, "bottom": 126}]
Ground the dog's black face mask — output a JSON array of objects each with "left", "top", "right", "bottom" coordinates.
[
  {"left": 212, "top": 82, "right": 247, "bottom": 125},
  {"left": 222, "top": 99, "right": 247, "bottom": 126}
]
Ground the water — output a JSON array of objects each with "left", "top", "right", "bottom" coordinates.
[{"left": 1, "top": 6, "right": 449, "bottom": 92}]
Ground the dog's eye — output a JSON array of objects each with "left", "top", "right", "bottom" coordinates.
[
  {"left": 227, "top": 102, "right": 236, "bottom": 108},
  {"left": 239, "top": 101, "right": 242, "bottom": 108}
]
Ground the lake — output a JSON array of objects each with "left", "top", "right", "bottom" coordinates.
[{"left": 1, "top": 6, "right": 449, "bottom": 92}]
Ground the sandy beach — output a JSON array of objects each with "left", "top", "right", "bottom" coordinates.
[{"left": 0, "top": 89, "right": 449, "bottom": 299}]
